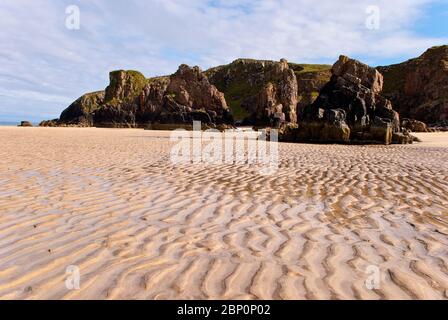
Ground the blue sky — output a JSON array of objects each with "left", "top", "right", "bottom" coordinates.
[{"left": 0, "top": 0, "right": 447, "bottom": 122}]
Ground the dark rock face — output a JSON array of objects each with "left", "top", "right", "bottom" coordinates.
[
  {"left": 206, "top": 58, "right": 298, "bottom": 126},
  {"left": 167, "top": 65, "right": 228, "bottom": 113},
  {"left": 378, "top": 46, "right": 448, "bottom": 124},
  {"left": 59, "top": 91, "right": 105, "bottom": 126},
  {"left": 401, "top": 118, "right": 429, "bottom": 132},
  {"left": 93, "top": 71, "right": 166, "bottom": 128},
  {"left": 18, "top": 121, "right": 32, "bottom": 127},
  {"left": 44, "top": 51, "right": 443, "bottom": 144},
  {"left": 55, "top": 66, "right": 233, "bottom": 129},
  {"left": 297, "top": 56, "right": 401, "bottom": 144},
  {"left": 392, "top": 130, "right": 419, "bottom": 144},
  {"left": 289, "top": 64, "right": 332, "bottom": 117},
  {"left": 430, "top": 120, "right": 448, "bottom": 131},
  {"left": 39, "top": 119, "right": 58, "bottom": 127}
]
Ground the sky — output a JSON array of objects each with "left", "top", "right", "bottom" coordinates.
[{"left": 0, "top": 0, "right": 447, "bottom": 122}]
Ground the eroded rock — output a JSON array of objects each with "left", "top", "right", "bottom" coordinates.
[
  {"left": 206, "top": 58, "right": 298, "bottom": 125},
  {"left": 378, "top": 46, "right": 448, "bottom": 124},
  {"left": 401, "top": 118, "right": 429, "bottom": 132},
  {"left": 298, "top": 56, "right": 401, "bottom": 144},
  {"left": 18, "top": 121, "right": 32, "bottom": 127}
]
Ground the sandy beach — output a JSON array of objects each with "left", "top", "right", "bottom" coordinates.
[{"left": 0, "top": 127, "right": 447, "bottom": 300}]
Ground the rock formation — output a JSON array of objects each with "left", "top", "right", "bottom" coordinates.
[
  {"left": 167, "top": 65, "right": 228, "bottom": 112},
  {"left": 42, "top": 46, "right": 448, "bottom": 144},
  {"left": 50, "top": 66, "right": 233, "bottom": 129},
  {"left": 206, "top": 58, "right": 298, "bottom": 126},
  {"left": 401, "top": 118, "right": 429, "bottom": 133},
  {"left": 290, "top": 56, "right": 403, "bottom": 144},
  {"left": 39, "top": 119, "right": 58, "bottom": 127},
  {"left": 288, "top": 63, "right": 332, "bottom": 117},
  {"left": 18, "top": 121, "right": 32, "bottom": 127},
  {"left": 378, "top": 45, "right": 448, "bottom": 125},
  {"left": 59, "top": 91, "right": 105, "bottom": 126},
  {"left": 93, "top": 71, "right": 165, "bottom": 128}
]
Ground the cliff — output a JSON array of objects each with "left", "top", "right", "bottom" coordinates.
[
  {"left": 41, "top": 45, "right": 447, "bottom": 143},
  {"left": 50, "top": 66, "right": 233, "bottom": 129},
  {"left": 378, "top": 45, "right": 448, "bottom": 125},
  {"left": 205, "top": 59, "right": 298, "bottom": 125}
]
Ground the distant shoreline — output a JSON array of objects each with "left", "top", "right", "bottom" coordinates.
[{"left": 0, "top": 122, "right": 20, "bottom": 126}]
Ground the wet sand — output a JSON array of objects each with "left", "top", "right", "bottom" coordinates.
[{"left": 0, "top": 127, "right": 447, "bottom": 299}]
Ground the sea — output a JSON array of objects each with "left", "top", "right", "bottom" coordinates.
[{"left": 0, "top": 121, "right": 19, "bottom": 126}]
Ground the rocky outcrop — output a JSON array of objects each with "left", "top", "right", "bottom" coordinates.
[
  {"left": 44, "top": 48, "right": 446, "bottom": 144},
  {"left": 206, "top": 58, "right": 298, "bottom": 126},
  {"left": 59, "top": 91, "right": 105, "bottom": 126},
  {"left": 333, "top": 56, "right": 384, "bottom": 93},
  {"left": 167, "top": 65, "right": 228, "bottom": 112},
  {"left": 289, "top": 64, "right": 332, "bottom": 117},
  {"left": 104, "top": 70, "right": 148, "bottom": 104},
  {"left": 39, "top": 119, "right": 58, "bottom": 127},
  {"left": 296, "top": 56, "right": 403, "bottom": 144},
  {"left": 378, "top": 46, "right": 448, "bottom": 125},
  {"left": 93, "top": 71, "right": 164, "bottom": 128},
  {"left": 401, "top": 118, "right": 429, "bottom": 132},
  {"left": 55, "top": 66, "right": 233, "bottom": 129},
  {"left": 18, "top": 121, "right": 32, "bottom": 127},
  {"left": 430, "top": 120, "right": 448, "bottom": 131}
]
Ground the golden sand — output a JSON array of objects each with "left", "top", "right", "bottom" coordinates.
[{"left": 0, "top": 127, "right": 447, "bottom": 299}]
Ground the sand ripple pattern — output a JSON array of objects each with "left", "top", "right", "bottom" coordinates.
[{"left": 0, "top": 128, "right": 447, "bottom": 300}]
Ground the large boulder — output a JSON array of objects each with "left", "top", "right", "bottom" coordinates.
[
  {"left": 401, "top": 118, "right": 429, "bottom": 132},
  {"left": 18, "top": 121, "right": 33, "bottom": 127},
  {"left": 298, "top": 56, "right": 401, "bottom": 144},
  {"left": 378, "top": 46, "right": 448, "bottom": 124},
  {"left": 206, "top": 58, "right": 298, "bottom": 125}
]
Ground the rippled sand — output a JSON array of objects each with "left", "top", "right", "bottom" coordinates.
[{"left": 0, "top": 127, "right": 447, "bottom": 300}]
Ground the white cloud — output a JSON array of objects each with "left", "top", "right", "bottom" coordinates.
[{"left": 0, "top": 0, "right": 446, "bottom": 121}]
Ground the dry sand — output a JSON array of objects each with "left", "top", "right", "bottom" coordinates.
[{"left": 0, "top": 127, "right": 447, "bottom": 300}]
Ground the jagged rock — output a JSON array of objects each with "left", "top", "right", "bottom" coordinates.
[
  {"left": 429, "top": 120, "right": 448, "bottom": 132},
  {"left": 392, "top": 129, "right": 418, "bottom": 144},
  {"left": 18, "top": 121, "right": 32, "bottom": 127},
  {"left": 55, "top": 67, "right": 233, "bottom": 128},
  {"left": 333, "top": 55, "right": 384, "bottom": 93},
  {"left": 104, "top": 70, "right": 148, "bottom": 104},
  {"left": 59, "top": 91, "right": 105, "bottom": 126},
  {"left": 136, "top": 77, "right": 170, "bottom": 123},
  {"left": 93, "top": 70, "right": 150, "bottom": 127},
  {"left": 156, "top": 65, "right": 232, "bottom": 127},
  {"left": 206, "top": 58, "right": 298, "bottom": 125},
  {"left": 297, "top": 108, "right": 351, "bottom": 143},
  {"left": 369, "top": 117, "right": 393, "bottom": 145},
  {"left": 401, "top": 118, "right": 428, "bottom": 132},
  {"left": 300, "top": 56, "right": 400, "bottom": 144},
  {"left": 39, "top": 119, "right": 58, "bottom": 127},
  {"left": 279, "top": 121, "right": 351, "bottom": 144},
  {"left": 289, "top": 64, "right": 332, "bottom": 117},
  {"left": 167, "top": 65, "right": 228, "bottom": 113},
  {"left": 378, "top": 46, "right": 448, "bottom": 124},
  {"left": 278, "top": 108, "right": 350, "bottom": 143}
]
